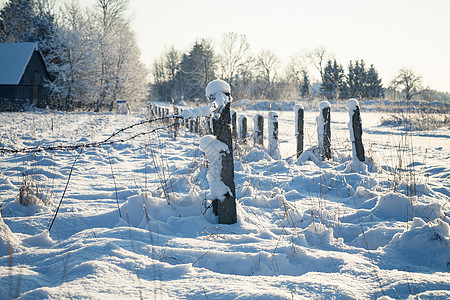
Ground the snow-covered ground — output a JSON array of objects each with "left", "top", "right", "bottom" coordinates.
[{"left": 0, "top": 103, "right": 449, "bottom": 299}]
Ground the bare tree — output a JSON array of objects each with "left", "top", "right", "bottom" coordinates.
[
  {"left": 164, "top": 46, "right": 180, "bottom": 81},
  {"left": 256, "top": 49, "right": 279, "bottom": 84},
  {"left": 255, "top": 49, "right": 280, "bottom": 100},
  {"left": 152, "top": 46, "right": 181, "bottom": 102},
  {"left": 306, "top": 46, "right": 334, "bottom": 82},
  {"left": 218, "top": 32, "right": 251, "bottom": 86},
  {"left": 283, "top": 53, "right": 309, "bottom": 99},
  {"left": 97, "top": 0, "right": 128, "bottom": 29},
  {"left": 391, "top": 68, "right": 428, "bottom": 101}
]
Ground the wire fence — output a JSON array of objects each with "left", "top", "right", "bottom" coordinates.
[{"left": 0, "top": 115, "right": 182, "bottom": 155}]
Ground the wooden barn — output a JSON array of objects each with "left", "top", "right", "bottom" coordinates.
[{"left": 0, "top": 42, "right": 50, "bottom": 111}]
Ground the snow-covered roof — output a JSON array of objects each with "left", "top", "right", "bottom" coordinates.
[{"left": 0, "top": 43, "right": 39, "bottom": 85}]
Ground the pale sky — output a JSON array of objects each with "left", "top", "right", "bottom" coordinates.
[
  {"left": 3, "top": 0, "right": 450, "bottom": 92},
  {"left": 126, "top": 0, "right": 450, "bottom": 92}
]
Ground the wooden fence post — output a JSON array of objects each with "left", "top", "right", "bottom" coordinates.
[
  {"left": 238, "top": 115, "right": 247, "bottom": 144},
  {"left": 149, "top": 104, "right": 153, "bottom": 116},
  {"left": 317, "top": 101, "right": 331, "bottom": 160},
  {"left": 173, "top": 107, "right": 179, "bottom": 139},
  {"left": 205, "top": 79, "right": 237, "bottom": 224},
  {"left": 253, "top": 114, "right": 264, "bottom": 146},
  {"left": 189, "top": 119, "right": 194, "bottom": 133},
  {"left": 195, "top": 117, "right": 199, "bottom": 134},
  {"left": 346, "top": 99, "right": 365, "bottom": 162},
  {"left": 205, "top": 116, "right": 212, "bottom": 134},
  {"left": 294, "top": 104, "right": 304, "bottom": 159},
  {"left": 268, "top": 111, "right": 281, "bottom": 159},
  {"left": 231, "top": 110, "right": 237, "bottom": 141}
]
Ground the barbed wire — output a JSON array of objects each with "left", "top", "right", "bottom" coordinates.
[
  {"left": 1, "top": 112, "right": 351, "bottom": 158},
  {"left": 0, "top": 115, "right": 183, "bottom": 155}
]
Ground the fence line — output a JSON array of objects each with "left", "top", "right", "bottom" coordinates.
[
  {"left": 2, "top": 102, "right": 365, "bottom": 161},
  {"left": 0, "top": 115, "right": 182, "bottom": 155},
  {"left": 151, "top": 101, "right": 365, "bottom": 162}
]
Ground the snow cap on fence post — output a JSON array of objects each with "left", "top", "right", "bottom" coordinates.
[
  {"left": 346, "top": 99, "right": 365, "bottom": 163},
  {"left": 206, "top": 79, "right": 232, "bottom": 119},
  {"left": 253, "top": 114, "right": 264, "bottom": 146},
  {"left": 268, "top": 111, "right": 281, "bottom": 159},
  {"left": 294, "top": 104, "right": 304, "bottom": 159},
  {"left": 201, "top": 79, "right": 237, "bottom": 224},
  {"left": 238, "top": 114, "right": 247, "bottom": 144},
  {"left": 317, "top": 101, "right": 331, "bottom": 160}
]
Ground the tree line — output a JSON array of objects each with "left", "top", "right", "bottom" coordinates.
[
  {"left": 150, "top": 35, "right": 450, "bottom": 104},
  {"left": 0, "top": 0, "right": 148, "bottom": 111},
  {"left": 150, "top": 36, "right": 387, "bottom": 104}
]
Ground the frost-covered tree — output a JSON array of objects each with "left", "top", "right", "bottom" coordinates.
[
  {"left": 45, "top": 1, "right": 99, "bottom": 110},
  {"left": 108, "top": 20, "right": 148, "bottom": 109},
  {"left": 44, "top": 0, "right": 147, "bottom": 111},
  {"left": 0, "top": 0, "right": 33, "bottom": 42},
  {"left": 83, "top": 0, "right": 148, "bottom": 111},
  {"left": 0, "top": 0, "right": 56, "bottom": 44},
  {"left": 94, "top": 0, "right": 127, "bottom": 111}
]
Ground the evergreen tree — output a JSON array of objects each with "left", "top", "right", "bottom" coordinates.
[
  {"left": 354, "top": 59, "right": 367, "bottom": 98},
  {"left": 320, "top": 60, "right": 344, "bottom": 100},
  {"left": 176, "top": 39, "right": 216, "bottom": 102},
  {"left": 150, "top": 46, "right": 181, "bottom": 103},
  {"left": 346, "top": 60, "right": 357, "bottom": 98},
  {"left": 300, "top": 71, "right": 310, "bottom": 99},
  {"left": 365, "top": 64, "right": 384, "bottom": 99},
  {"left": 346, "top": 59, "right": 367, "bottom": 99},
  {"left": 343, "top": 59, "right": 383, "bottom": 100},
  {"left": 0, "top": 0, "right": 56, "bottom": 44}
]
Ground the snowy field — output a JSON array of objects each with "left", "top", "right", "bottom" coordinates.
[{"left": 0, "top": 103, "right": 449, "bottom": 299}]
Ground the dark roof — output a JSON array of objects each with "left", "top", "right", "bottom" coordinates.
[{"left": 0, "top": 42, "right": 39, "bottom": 85}]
